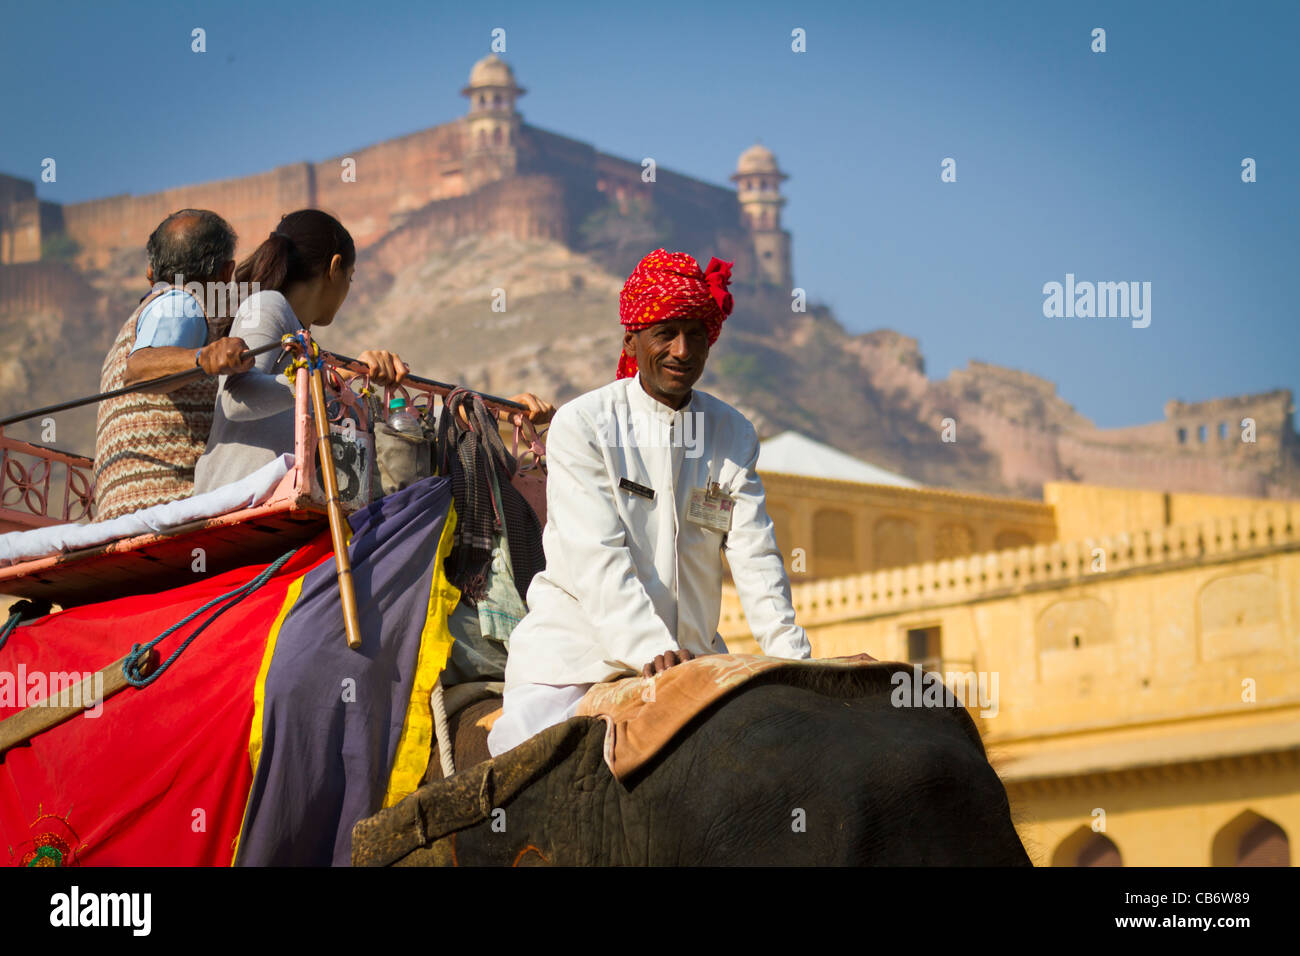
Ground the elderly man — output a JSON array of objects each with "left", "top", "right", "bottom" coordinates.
[
  {"left": 93, "top": 209, "right": 253, "bottom": 520},
  {"left": 487, "top": 249, "right": 812, "bottom": 756}
]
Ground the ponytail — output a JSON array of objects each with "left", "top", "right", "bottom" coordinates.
[
  {"left": 236, "top": 232, "right": 293, "bottom": 289},
  {"left": 235, "top": 209, "right": 355, "bottom": 292}
]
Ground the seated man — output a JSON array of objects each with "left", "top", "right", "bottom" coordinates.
[
  {"left": 488, "top": 249, "right": 811, "bottom": 755},
  {"left": 93, "top": 209, "right": 253, "bottom": 520}
]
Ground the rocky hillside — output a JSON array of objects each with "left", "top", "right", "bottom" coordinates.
[
  {"left": 2, "top": 231, "right": 1295, "bottom": 501},
  {"left": 336, "top": 233, "right": 1300, "bottom": 499},
  {"left": 334, "top": 234, "right": 1018, "bottom": 495}
]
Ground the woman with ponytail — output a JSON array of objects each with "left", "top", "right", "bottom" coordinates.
[{"left": 193, "top": 209, "right": 410, "bottom": 493}]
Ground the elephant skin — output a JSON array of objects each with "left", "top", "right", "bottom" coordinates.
[{"left": 352, "top": 663, "right": 1031, "bottom": 866}]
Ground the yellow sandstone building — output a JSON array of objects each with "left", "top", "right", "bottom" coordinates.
[{"left": 723, "top": 432, "right": 1298, "bottom": 866}]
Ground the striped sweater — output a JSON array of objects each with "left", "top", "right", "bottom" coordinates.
[{"left": 92, "top": 290, "right": 218, "bottom": 521}]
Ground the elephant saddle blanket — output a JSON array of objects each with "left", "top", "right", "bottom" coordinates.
[{"left": 574, "top": 653, "right": 876, "bottom": 780}]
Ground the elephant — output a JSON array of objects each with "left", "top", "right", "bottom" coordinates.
[{"left": 352, "top": 660, "right": 1032, "bottom": 866}]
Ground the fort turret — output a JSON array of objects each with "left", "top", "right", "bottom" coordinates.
[
  {"left": 730, "top": 143, "right": 791, "bottom": 288},
  {"left": 461, "top": 54, "right": 526, "bottom": 190}
]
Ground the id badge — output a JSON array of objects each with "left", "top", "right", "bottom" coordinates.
[{"left": 686, "top": 482, "right": 735, "bottom": 533}]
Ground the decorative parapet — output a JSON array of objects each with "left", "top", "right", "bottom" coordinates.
[
  {"left": 0, "top": 434, "right": 94, "bottom": 530},
  {"left": 721, "top": 503, "right": 1299, "bottom": 632}
]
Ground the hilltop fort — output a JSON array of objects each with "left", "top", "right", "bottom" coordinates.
[
  {"left": 0, "top": 54, "right": 790, "bottom": 287},
  {"left": 0, "top": 54, "right": 1295, "bottom": 499}
]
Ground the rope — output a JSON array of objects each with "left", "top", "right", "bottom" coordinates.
[
  {"left": 0, "top": 613, "right": 19, "bottom": 653},
  {"left": 121, "top": 549, "right": 298, "bottom": 688},
  {"left": 431, "top": 678, "right": 455, "bottom": 778},
  {"left": 0, "top": 598, "right": 54, "bottom": 653},
  {"left": 288, "top": 330, "right": 325, "bottom": 369},
  {"left": 280, "top": 331, "right": 318, "bottom": 387}
]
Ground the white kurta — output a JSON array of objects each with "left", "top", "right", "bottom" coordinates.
[{"left": 501, "top": 374, "right": 811, "bottom": 692}]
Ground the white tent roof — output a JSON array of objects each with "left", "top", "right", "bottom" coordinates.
[{"left": 757, "top": 431, "right": 921, "bottom": 488}]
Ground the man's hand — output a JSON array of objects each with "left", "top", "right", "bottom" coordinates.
[
  {"left": 125, "top": 341, "right": 250, "bottom": 392},
  {"left": 467, "top": 391, "right": 556, "bottom": 427},
  {"left": 357, "top": 349, "right": 410, "bottom": 387},
  {"left": 198, "top": 337, "right": 254, "bottom": 376},
  {"left": 641, "top": 647, "right": 695, "bottom": 679},
  {"left": 505, "top": 392, "right": 556, "bottom": 425}
]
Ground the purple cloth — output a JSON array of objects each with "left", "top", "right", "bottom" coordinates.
[{"left": 234, "top": 476, "right": 454, "bottom": 866}]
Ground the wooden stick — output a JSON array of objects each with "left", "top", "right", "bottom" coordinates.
[
  {"left": 307, "top": 357, "right": 364, "bottom": 650},
  {"left": 0, "top": 648, "right": 158, "bottom": 755}
]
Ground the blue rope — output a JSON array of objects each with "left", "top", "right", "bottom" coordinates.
[
  {"left": 0, "top": 611, "right": 19, "bottom": 653},
  {"left": 292, "top": 329, "right": 325, "bottom": 371},
  {"left": 0, "top": 599, "right": 53, "bottom": 653},
  {"left": 122, "top": 548, "right": 299, "bottom": 688}
]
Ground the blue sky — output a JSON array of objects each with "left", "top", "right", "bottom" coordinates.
[{"left": 2, "top": 0, "right": 1295, "bottom": 428}]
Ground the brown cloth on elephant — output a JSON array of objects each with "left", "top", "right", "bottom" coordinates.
[{"left": 575, "top": 653, "right": 877, "bottom": 780}]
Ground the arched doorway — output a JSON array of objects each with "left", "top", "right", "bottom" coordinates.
[
  {"left": 1212, "top": 810, "right": 1291, "bottom": 866},
  {"left": 1052, "top": 825, "right": 1122, "bottom": 866}
]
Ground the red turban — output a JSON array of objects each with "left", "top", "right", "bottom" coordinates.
[{"left": 617, "top": 249, "right": 734, "bottom": 379}]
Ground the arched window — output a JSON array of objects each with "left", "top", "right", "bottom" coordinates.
[
  {"left": 1212, "top": 810, "right": 1291, "bottom": 866},
  {"left": 1237, "top": 818, "right": 1290, "bottom": 865},
  {"left": 1052, "top": 827, "right": 1122, "bottom": 866},
  {"left": 1076, "top": 834, "right": 1122, "bottom": 866},
  {"left": 1198, "top": 424, "right": 1208, "bottom": 443},
  {"left": 492, "top": 126, "right": 503, "bottom": 146}
]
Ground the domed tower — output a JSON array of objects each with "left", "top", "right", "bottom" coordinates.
[
  {"left": 730, "top": 143, "right": 791, "bottom": 287},
  {"left": 461, "top": 54, "right": 525, "bottom": 189}
]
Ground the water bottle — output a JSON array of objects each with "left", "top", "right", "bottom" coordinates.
[{"left": 388, "top": 397, "right": 422, "bottom": 436}]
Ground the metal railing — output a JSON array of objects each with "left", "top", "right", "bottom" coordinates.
[
  {"left": 0, "top": 338, "right": 544, "bottom": 532},
  {"left": 0, "top": 437, "right": 95, "bottom": 528}
]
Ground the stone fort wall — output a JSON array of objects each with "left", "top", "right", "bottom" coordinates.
[
  {"left": 313, "top": 123, "right": 469, "bottom": 249},
  {"left": 0, "top": 113, "right": 755, "bottom": 342},
  {"left": 0, "top": 174, "right": 64, "bottom": 265},
  {"left": 62, "top": 162, "right": 318, "bottom": 271},
  {"left": 362, "top": 173, "right": 572, "bottom": 275},
  {"left": 20, "top": 114, "right": 749, "bottom": 278},
  {"left": 0, "top": 261, "right": 95, "bottom": 318}
]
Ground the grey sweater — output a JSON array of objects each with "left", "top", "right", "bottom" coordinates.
[{"left": 193, "top": 291, "right": 303, "bottom": 495}]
